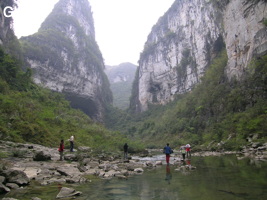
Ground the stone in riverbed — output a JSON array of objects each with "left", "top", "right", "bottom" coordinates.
[
  {"left": 56, "top": 187, "right": 82, "bottom": 199},
  {"left": 6, "top": 183, "right": 19, "bottom": 189},
  {"left": 33, "top": 151, "right": 51, "bottom": 161},
  {"left": 0, "top": 169, "right": 30, "bottom": 186},
  {"left": 134, "top": 168, "right": 144, "bottom": 173},
  {"left": 0, "top": 183, "right": 10, "bottom": 193}
]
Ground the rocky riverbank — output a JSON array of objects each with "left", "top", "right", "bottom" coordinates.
[
  {"left": 0, "top": 141, "right": 159, "bottom": 199},
  {"left": 0, "top": 141, "right": 266, "bottom": 199}
]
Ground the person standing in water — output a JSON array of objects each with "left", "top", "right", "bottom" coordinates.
[
  {"left": 180, "top": 145, "right": 186, "bottom": 161},
  {"left": 185, "top": 144, "right": 191, "bottom": 158},
  {"left": 163, "top": 143, "right": 173, "bottom": 165}
]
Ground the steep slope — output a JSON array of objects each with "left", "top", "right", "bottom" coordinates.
[
  {"left": 20, "top": 0, "right": 112, "bottom": 121},
  {"left": 130, "top": 0, "right": 267, "bottom": 112},
  {"left": 105, "top": 63, "right": 137, "bottom": 110}
]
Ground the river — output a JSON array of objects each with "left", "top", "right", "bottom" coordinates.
[{"left": 2, "top": 154, "right": 267, "bottom": 200}]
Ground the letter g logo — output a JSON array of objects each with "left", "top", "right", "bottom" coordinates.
[{"left": 3, "top": 6, "right": 14, "bottom": 18}]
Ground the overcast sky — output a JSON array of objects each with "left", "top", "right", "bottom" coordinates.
[{"left": 13, "top": 0, "right": 174, "bottom": 66}]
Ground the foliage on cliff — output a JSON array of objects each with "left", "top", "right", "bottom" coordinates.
[
  {"left": 0, "top": 47, "right": 142, "bottom": 151},
  {"left": 107, "top": 50, "right": 267, "bottom": 150}
]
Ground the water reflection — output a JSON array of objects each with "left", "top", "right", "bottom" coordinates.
[
  {"left": 2, "top": 155, "right": 267, "bottom": 200},
  {"left": 165, "top": 165, "right": 172, "bottom": 184}
]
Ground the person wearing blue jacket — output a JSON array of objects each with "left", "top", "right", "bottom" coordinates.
[{"left": 163, "top": 143, "right": 173, "bottom": 164}]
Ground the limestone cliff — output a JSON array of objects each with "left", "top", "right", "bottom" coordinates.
[
  {"left": 131, "top": 0, "right": 267, "bottom": 112},
  {"left": 0, "top": 0, "right": 21, "bottom": 57},
  {"left": 20, "top": 0, "right": 112, "bottom": 121}
]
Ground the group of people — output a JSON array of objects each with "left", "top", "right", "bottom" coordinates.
[
  {"left": 163, "top": 143, "right": 191, "bottom": 164},
  {"left": 58, "top": 135, "right": 75, "bottom": 161}
]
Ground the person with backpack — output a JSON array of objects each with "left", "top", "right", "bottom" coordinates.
[
  {"left": 58, "top": 139, "right": 64, "bottom": 161},
  {"left": 163, "top": 143, "right": 173, "bottom": 165}
]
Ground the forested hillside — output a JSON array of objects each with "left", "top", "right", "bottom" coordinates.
[
  {"left": 107, "top": 49, "right": 267, "bottom": 150},
  {"left": 0, "top": 47, "right": 143, "bottom": 151}
]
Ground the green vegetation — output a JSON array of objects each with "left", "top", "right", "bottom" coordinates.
[
  {"left": 107, "top": 49, "right": 267, "bottom": 151},
  {"left": 0, "top": 47, "right": 143, "bottom": 152}
]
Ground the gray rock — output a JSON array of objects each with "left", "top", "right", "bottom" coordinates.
[
  {"left": 56, "top": 187, "right": 82, "bottom": 199},
  {"left": 6, "top": 183, "right": 19, "bottom": 189},
  {"left": 31, "top": 198, "right": 42, "bottom": 200},
  {"left": 57, "top": 165, "right": 81, "bottom": 177},
  {"left": 0, "top": 176, "right": 5, "bottom": 184},
  {"left": 0, "top": 183, "right": 10, "bottom": 194},
  {"left": 134, "top": 168, "right": 144, "bottom": 173},
  {"left": 33, "top": 151, "right": 51, "bottom": 161},
  {"left": 0, "top": 169, "right": 29, "bottom": 186},
  {"left": 64, "top": 154, "right": 78, "bottom": 161},
  {"left": 2, "top": 198, "right": 19, "bottom": 200}
]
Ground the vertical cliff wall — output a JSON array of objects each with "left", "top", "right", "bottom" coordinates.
[
  {"left": 131, "top": 0, "right": 267, "bottom": 112},
  {"left": 20, "top": 0, "right": 112, "bottom": 121}
]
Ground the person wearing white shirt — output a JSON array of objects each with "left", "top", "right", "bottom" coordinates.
[{"left": 69, "top": 135, "right": 74, "bottom": 152}]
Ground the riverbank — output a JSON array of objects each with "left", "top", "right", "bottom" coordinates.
[{"left": 0, "top": 141, "right": 266, "bottom": 199}]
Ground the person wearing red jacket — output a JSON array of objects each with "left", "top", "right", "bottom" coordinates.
[{"left": 58, "top": 139, "right": 64, "bottom": 161}]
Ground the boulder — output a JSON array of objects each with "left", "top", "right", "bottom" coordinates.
[
  {"left": 0, "top": 169, "right": 30, "bottom": 186},
  {"left": 0, "top": 183, "right": 10, "bottom": 194},
  {"left": 33, "top": 151, "right": 51, "bottom": 161},
  {"left": 0, "top": 176, "right": 5, "bottom": 183},
  {"left": 56, "top": 187, "right": 82, "bottom": 199},
  {"left": 64, "top": 154, "right": 78, "bottom": 161},
  {"left": 134, "top": 168, "right": 144, "bottom": 173},
  {"left": 57, "top": 165, "right": 81, "bottom": 177},
  {"left": 155, "top": 161, "right": 163, "bottom": 165},
  {"left": 31, "top": 198, "right": 42, "bottom": 200},
  {"left": 6, "top": 183, "right": 19, "bottom": 189}
]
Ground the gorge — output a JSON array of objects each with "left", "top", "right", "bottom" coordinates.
[{"left": 130, "top": 0, "right": 267, "bottom": 112}]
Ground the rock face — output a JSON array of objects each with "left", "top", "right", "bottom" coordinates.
[
  {"left": 130, "top": 0, "right": 267, "bottom": 112},
  {"left": 105, "top": 63, "right": 137, "bottom": 109},
  {"left": 20, "top": 0, "right": 112, "bottom": 121},
  {"left": 0, "top": 1, "right": 14, "bottom": 46}
]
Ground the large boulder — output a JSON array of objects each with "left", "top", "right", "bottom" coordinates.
[
  {"left": 0, "top": 169, "right": 30, "bottom": 186},
  {"left": 64, "top": 153, "right": 78, "bottom": 161},
  {"left": 56, "top": 187, "right": 82, "bottom": 199},
  {"left": 33, "top": 151, "right": 52, "bottom": 161},
  {"left": 57, "top": 165, "right": 81, "bottom": 177}
]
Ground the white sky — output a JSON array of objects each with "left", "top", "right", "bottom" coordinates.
[{"left": 12, "top": 0, "right": 175, "bottom": 66}]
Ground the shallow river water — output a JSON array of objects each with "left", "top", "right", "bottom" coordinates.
[{"left": 2, "top": 154, "right": 267, "bottom": 200}]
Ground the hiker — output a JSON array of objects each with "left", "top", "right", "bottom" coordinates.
[
  {"left": 163, "top": 143, "right": 173, "bottom": 164},
  {"left": 58, "top": 139, "right": 64, "bottom": 161},
  {"left": 123, "top": 143, "right": 128, "bottom": 159},
  {"left": 181, "top": 145, "right": 186, "bottom": 160},
  {"left": 68, "top": 135, "right": 74, "bottom": 152},
  {"left": 185, "top": 144, "right": 191, "bottom": 157}
]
